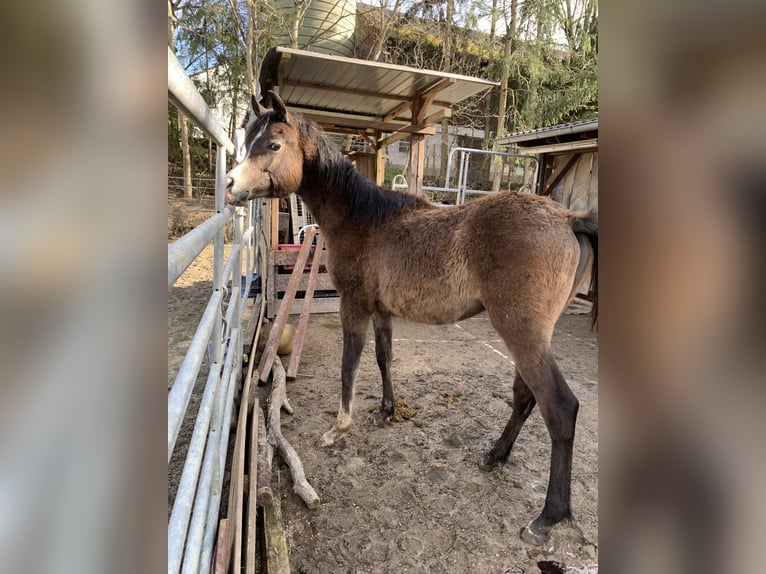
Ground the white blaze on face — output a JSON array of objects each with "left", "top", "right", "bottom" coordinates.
[
  {"left": 233, "top": 127, "right": 247, "bottom": 163},
  {"left": 247, "top": 124, "right": 267, "bottom": 158}
]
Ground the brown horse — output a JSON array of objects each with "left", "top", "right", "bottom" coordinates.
[{"left": 226, "top": 91, "right": 597, "bottom": 544}]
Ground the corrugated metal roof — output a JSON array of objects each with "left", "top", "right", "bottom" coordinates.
[
  {"left": 259, "top": 47, "right": 498, "bottom": 133},
  {"left": 496, "top": 118, "right": 598, "bottom": 146}
]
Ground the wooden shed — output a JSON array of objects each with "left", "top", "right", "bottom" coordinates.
[{"left": 496, "top": 119, "right": 598, "bottom": 211}]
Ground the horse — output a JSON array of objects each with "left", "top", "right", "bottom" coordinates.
[{"left": 225, "top": 91, "right": 598, "bottom": 544}]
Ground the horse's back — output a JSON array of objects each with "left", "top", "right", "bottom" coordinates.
[{"left": 335, "top": 191, "right": 583, "bottom": 325}]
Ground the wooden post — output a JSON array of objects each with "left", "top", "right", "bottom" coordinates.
[
  {"left": 269, "top": 198, "right": 280, "bottom": 248},
  {"left": 406, "top": 94, "right": 425, "bottom": 195},
  {"left": 375, "top": 131, "right": 386, "bottom": 187}
]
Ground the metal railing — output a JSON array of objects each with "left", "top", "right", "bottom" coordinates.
[
  {"left": 392, "top": 147, "right": 538, "bottom": 204},
  {"left": 167, "top": 46, "right": 260, "bottom": 574}
]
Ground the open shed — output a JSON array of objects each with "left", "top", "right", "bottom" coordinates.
[
  {"left": 496, "top": 118, "right": 598, "bottom": 211},
  {"left": 258, "top": 46, "right": 498, "bottom": 194},
  {"left": 256, "top": 46, "right": 498, "bottom": 318}
]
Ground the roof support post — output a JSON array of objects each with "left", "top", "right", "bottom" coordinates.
[{"left": 406, "top": 94, "right": 427, "bottom": 195}]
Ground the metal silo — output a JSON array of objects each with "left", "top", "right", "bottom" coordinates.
[{"left": 277, "top": 0, "right": 357, "bottom": 57}]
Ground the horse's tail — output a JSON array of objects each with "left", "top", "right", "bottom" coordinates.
[{"left": 569, "top": 210, "right": 598, "bottom": 329}]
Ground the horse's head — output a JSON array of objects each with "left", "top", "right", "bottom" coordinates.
[{"left": 225, "top": 91, "right": 304, "bottom": 206}]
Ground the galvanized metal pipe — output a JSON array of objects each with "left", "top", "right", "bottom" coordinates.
[
  {"left": 168, "top": 288, "right": 224, "bottom": 462},
  {"left": 220, "top": 243, "right": 242, "bottom": 293},
  {"left": 210, "top": 146, "right": 227, "bottom": 366},
  {"left": 167, "top": 47, "right": 235, "bottom": 155},
  {"left": 199, "top": 333, "right": 241, "bottom": 574},
  {"left": 168, "top": 208, "right": 234, "bottom": 289},
  {"left": 167, "top": 360, "right": 222, "bottom": 574},
  {"left": 179, "top": 328, "right": 240, "bottom": 574}
]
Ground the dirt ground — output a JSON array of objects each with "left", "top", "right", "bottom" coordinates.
[
  {"left": 168, "top": 197, "right": 598, "bottom": 573},
  {"left": 275, "top": 309, "right": 598, "bottom": 574}
]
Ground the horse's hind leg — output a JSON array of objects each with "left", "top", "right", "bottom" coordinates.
[
  {"left": 478, "top": 372, "right": 536, "bottom": 470},
  {"left": 372, "top": 311, "right": 395, "bottom": 426},
  {"left": 515, "top": 349, "right": 579, "bottom": 544},
  {"left": 322, "top": 303, "right": 371, "bottom": 446}
]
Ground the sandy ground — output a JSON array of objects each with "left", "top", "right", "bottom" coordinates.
[
  {"left": 168, "top": 195, "right": 598, "bottom": 573},
  {"left": 274, "top": 309, "right": 598, "bottom": 574}
]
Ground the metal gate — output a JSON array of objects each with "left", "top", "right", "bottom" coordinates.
[{"left": 167, "top": 47, "right": 260, "bottom": 574}]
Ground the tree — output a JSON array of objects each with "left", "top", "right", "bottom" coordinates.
[
  {"left": 491, "top": 0, "right": 517, "bottom": 193},
  {"left": 169, "top": 0, "right": 193, "bottom": 199}
]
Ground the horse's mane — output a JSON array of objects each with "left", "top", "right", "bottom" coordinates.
[{"left": 294, "top": 114, "right": 425, "bottom": 224}]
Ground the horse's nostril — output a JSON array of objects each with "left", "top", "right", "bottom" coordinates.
[{"left": 225, "top": 176, "right": 233, "bottom": 189}]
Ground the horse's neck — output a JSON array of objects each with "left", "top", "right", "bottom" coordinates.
[{"left": 297, "top": 154, "right": 360, "bottom": 231}]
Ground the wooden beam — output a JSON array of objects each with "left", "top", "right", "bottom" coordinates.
[
  {"left": 421, "top": 107, "right": 452, "bottom": 127},
  {"left": 513, "top": 138, "right": 598, "bottom": 156},
  {"left": 377, "top": 124, "right": 439, "bottom": 149},
  {"left": 382, "top": 101, "right": 412, "bottom": 123},
  {"left": 282, "top": 78, "right": 412, "bottom": 102},
  {"left": 543, "top": 152, "right": 580, "bottom": 196},
  {"left": 420, "top": 77, "right": 456, "bottom": 100},
  {"left": 298, "top": 112, "right": 436, "bottom": 134}
]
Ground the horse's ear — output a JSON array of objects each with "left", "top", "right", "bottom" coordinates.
[
  {"left": 268, "top": 90, "right": 290, "bottom": 122},
  {"left": 252, "top": 94, "right": 268, "bottom": 117}
]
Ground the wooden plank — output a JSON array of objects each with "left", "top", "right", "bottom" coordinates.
[
  {"left": 272, "top": 248, "right": 329, "bottom": 266},
  {"left": 246, "top": 399, "right": 259, "bottom": 574},
  {"left": 227, "top": 336, "right": 254, "bottom": 574},
  {"left": 243, "top": 294, "right": 263, "bottom": 358},
  {"left": 287, "top": 296, "right": 340, "bottom": 315},
  {"left": 274, "top": 272, "right": 336, "bottom": 293},
  {"left": 262, "top": 494, "right": 290, "bottom": 574},
  {"left": 212, "top": 518, "right": 230, "bottom": 574},
  {"left": 258, "top": 227, "right": 317, "bottom": 382},
  {"left": 244, "top": 296, "right": 266, "bottom": 394},
  {"left": 543, "top": 152, "right": 579, "bottom": 196},
  {"left": 287, "top": 233, "right": 326, "bottom": 380}
]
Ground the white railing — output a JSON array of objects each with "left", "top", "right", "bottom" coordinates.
[{"left": 167, "top": 46, "right": 259, "bottom": 574}]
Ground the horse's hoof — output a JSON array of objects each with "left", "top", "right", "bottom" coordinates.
[
  {"left": 478, "top": 453, "right": 500, "bottom": 472},
  {"left": 373, "top": 412, "right": 390, "bottom": 427},
  {"left": 321, "top": 430, "right": 337, "bottom": 446},
  {"left": 520, "top": 517, "right": 550, "bottom": 545}
]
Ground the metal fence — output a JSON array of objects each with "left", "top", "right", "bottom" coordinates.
[
  {"left": 167, "top": 46, "right": 260, "bottom": 574},
  {"left": 392, "top": 147, "right": 539, "bottom": 203}
]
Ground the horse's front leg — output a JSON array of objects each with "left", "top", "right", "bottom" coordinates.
[
  {"left": 372, "top": 311, "right": 394, "bottom": 426},
  {"left": 322, "top": 304, "right": 371, "bottom": 446}
]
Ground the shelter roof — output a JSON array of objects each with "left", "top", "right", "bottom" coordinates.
[
  {"left": 258, "top": 46, "right": 498, "bottom": 136},
  {"left": 496, "top": 118, "right": 598, "bottom": 155}
]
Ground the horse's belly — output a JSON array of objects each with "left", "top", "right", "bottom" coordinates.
[{"left": 380, "top": 283, "right": 483, "bottom": 324}]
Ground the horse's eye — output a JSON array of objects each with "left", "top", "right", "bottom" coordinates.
[{"left": 269, "top": 142, "right": 281, "bottom": 151}]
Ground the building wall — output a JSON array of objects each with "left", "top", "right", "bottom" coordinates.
[{"left": 543, "top": 151, "right": 598, "bottom": 211}]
